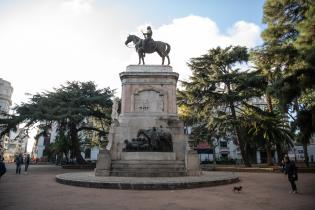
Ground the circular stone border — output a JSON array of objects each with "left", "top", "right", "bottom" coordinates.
[{"left": 56, "top": 171, "right": 239, "bottom": 190}]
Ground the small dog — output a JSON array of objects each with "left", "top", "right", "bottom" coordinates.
[{"left": 233, "top": 186, "right": 243, "bottom": 193}]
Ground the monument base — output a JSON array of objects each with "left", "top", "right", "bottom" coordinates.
[
  {"left": 57, "top": 171, "right": 239, "bottom": 190},
  {"left": 95, "top": 65, "right": 200, "bottom": 177}
]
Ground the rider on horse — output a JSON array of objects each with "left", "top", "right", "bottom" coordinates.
[
  {"left": 125, "top": 28, "right": 171, "bottom": 65},
  {"left": 142, "top": 26, "right": 153, "bottom": 49},
  {"left": 138, "top": 26, "right": 153, "bottom": 56}
]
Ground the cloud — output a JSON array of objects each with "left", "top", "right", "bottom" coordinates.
[
  {"left": 0, "top": 0, "right": 133, "bottom": 105},
  {"left": 0, "top": 2, "right": 261, "bottom": 106},
  {"left": 131, "top": 15, "right": 261, "bottom": 79},
  {"left": 61, "top": 0, "right": 95, "bottom": 14}
]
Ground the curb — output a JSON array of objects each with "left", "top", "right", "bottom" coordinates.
[{"left": 56, "top": 173, "right": 239, "bottom": 190}]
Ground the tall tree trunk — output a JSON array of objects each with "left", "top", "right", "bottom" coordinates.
[
  {"left": 294, "top": 99, "right": 310, "bottom": 167},
  {"left": 63, "top": 151, "right": 69, "bottom": 163},
  {"left": 266, "top": 143, "right": 273, "bottom": 166},
  {"left": 303, "top": 143, "right": 309, "bottom": 167},
  {"left": 227, "top": 84, "right": 251, "bottom": 167},
  {"left": 266, "top": 93, "right": 275, "bottom": 166},
  {"left": 229, "top": 103, "right": 251, "bottom": 167},
  {"left": 69, "top": 122, "right": 85, "bottom": 164},
  {"left": 236, "top": 128, "right": 251, "bottom": 167}
]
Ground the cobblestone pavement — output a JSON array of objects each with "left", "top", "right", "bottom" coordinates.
[{"left": 1, "top": 164, "right": 315, "bottom": 210}]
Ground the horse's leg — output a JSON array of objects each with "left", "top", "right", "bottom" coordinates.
[
  {"left": 138, "top": 54, "right": 141, "bottom": 65},
  {"left": 166, "top": 55, "right": 170, "bottom": 65},
  {"left": 156, "top": 46, "right": 167, "bottom": 65},
  {"left": 156, "top": 50, "right": 164, "bottom": 65}
]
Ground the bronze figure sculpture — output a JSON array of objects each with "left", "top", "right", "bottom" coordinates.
[
  {"left": 123, "top": 127, "right": 173, "bottom": 152},
  {"left": 125, "top": 26, "right": 171, "bottom": 65}
]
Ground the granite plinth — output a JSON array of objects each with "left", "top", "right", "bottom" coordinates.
[{"left": 126, "top": 65, "right": 173, "bottom": 72}]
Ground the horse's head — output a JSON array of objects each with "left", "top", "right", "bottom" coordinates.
[
  {"left": 125, "top": 34, "right": 133, "bottom": 45},
  {"left": 125, "top": 34, "right": 140, "bottom": 46}
]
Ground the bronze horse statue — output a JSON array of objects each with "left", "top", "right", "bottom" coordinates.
[{"left": 125, "top": 34, "right": 171, "bottom": 65}]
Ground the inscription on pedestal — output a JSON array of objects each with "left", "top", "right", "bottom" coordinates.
[{"left": 134, "top": 90, "right": 164, "bottom": 112}]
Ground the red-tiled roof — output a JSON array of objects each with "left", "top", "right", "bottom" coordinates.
[{"left": 196, "top": 143, "right": 211, "bottom": 149}]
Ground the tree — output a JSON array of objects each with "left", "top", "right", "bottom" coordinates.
[
  {"left": 261, "top": 0, "right": 315, "bottom": 166},
  {"left": 179, "top": 46, "right": 266, "bottom": 166},
  {"left": 251, "top": 46, "right": 289, "bottom": 164},
  {"left": 261, "top": 0, "right": 314, "bottom": 106},
  {"left": 241, "top": 104, "right": 294, "bottom": 165},
  {"left": 294, "top": 90, "right": 315, "bottom": 166},
  {"left": 294, "top": 4, "right": 315, "bottom": 166},
  {"left": 0, "top": 81, "right": 114, "bottom": 164},
  {"left": 50, "top": 130, "right": 71, "bottom": 164}
]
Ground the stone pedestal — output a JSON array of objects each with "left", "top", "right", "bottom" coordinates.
[
  {"left": 111, "top": 65, "right": 186, "bottom": 160},
  {"left": 95, "top": 150, "right": 111, "bottom": 176},
  {"left": 96, "top": 65, "right": 200, "bottom": 177},
  {"left": 186, "top": 150, "right": 202, "bottom": 176}
]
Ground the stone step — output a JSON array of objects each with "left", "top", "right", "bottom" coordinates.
[
  {"left": 111, "top": 166, "right": 185, "bottom": 172},
  {"left": 112, "top": 161, "right": 185, "bottom": 166},
  {"left": 111, "top": 164, "right": 185, "bottom": 170},
  {"left": 110, "top": 160, "right": 186, "bottom": 177},
  {"left": 110, "top": 171, "right": 186, "bottom": 177},
  {"left": 112, "top": 160, "right": 184, "bottom": 165}
]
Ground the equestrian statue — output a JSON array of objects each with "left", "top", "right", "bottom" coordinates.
[{"left": 125, "top": 26, "right": 171, "bottom": 65}]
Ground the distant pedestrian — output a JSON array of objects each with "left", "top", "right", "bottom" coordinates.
[
  {"left": 0, "top": 156, "right": 6, "bottom": 179},
  {"left": 25, "top": 154, "right": 30, "bottom": 173},
  {"left": 280, "top": 154, "right": 288, "bottom": 173},
  {"left": 284, "top": 156, "right": 298, "bottom": 193},
  {"left": 15, "top": 154, "right": 23, "bottom": 174}
]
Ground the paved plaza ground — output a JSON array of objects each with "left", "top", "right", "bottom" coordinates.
[{"left": 0, "top": 164, "right": 314, "bottom": 210}]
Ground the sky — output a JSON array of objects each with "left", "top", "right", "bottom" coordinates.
[{"left": 0, "top": 0, "right": 266, "bottom": 152}]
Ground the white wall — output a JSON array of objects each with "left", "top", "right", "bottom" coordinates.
[
  {"left": 91, "top": 146, "right": 99, "bottom": 160},
  {"left": 288, "top": 145, "right": 315, "bottom": 162},
  {"left": 35, "top": 136, "right": 45, "bottom": 159},
  {"left": 199, "top": 153, "right": 213, "bottom": 162},
  {"left": 49, "top": 122, "right": 58, "bottom": 144}
]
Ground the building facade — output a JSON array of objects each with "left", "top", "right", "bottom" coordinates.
[
  {"left": 0, "top": 78, "right": 15, "bottom": 161},
  {"left": 288, "top": 134, "right": 315, "bottom": 162},
  {"left": 32, "top": 120, "right": 100, "bottom": 162},
  {"left": 0, "top": 78, "right": 13, "bottom": 113},
  {"left": 32, "top": 122, "right": 57, "bottom": 161},
  {"left": 2, "top": 128, "right": 28, "bottom": 162},
  {"left": 189, "top": 95, "right": 280, "bottom": 164}
]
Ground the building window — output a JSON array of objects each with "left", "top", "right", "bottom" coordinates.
[
  {"left": 221, "top": 153, "right": 228, "bottom": 160},
  {"left": 85, "top": 148, "right": 91, "bottom": 159},
  {"left": 220, "top": 141, "right": 227, "bottom": 148}
]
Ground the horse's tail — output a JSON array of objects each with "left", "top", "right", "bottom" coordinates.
[{"left": 165, "top": 43, "right": 171, "bottom": 55}]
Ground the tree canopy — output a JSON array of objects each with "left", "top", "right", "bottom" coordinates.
[
  {"left": 0, "top": 81, "right": 114, "bottom": 163},
  {"left": 179, "top": 46, "right": 267, "bottom": 166}
]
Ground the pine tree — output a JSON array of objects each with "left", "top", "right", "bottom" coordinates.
[
  {"left": 180, "top": 46, "right": 266, "bottom": 166},
  {"left": 261, "top": 0, "right": 315, "bottom": 166}
]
